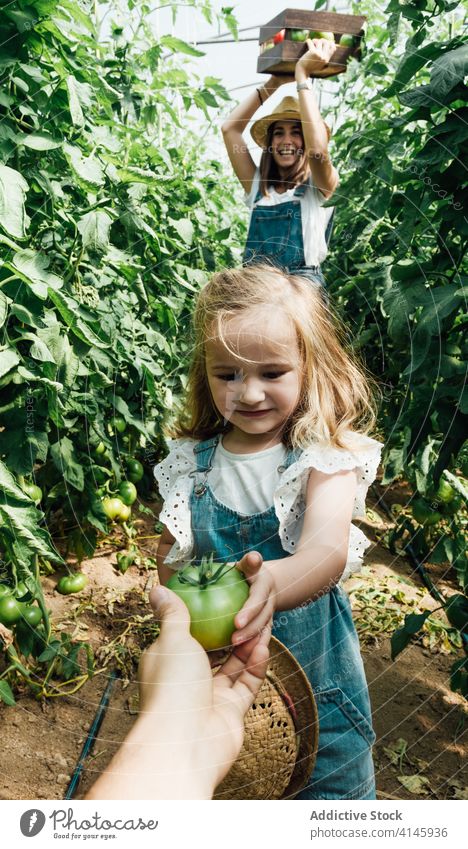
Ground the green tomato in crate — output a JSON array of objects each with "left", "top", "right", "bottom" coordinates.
[
  {"left": 167, "top": 555, "right": 250, "bottom": 651},
  {"left": 309, "top": 30, "right": 335, "bottom": 41},
  {"left": 290, "top": 28, "right": 310, "bottom": 42},
  {"left": 339, "top": 34, "right": 355, "bottom": 48}
]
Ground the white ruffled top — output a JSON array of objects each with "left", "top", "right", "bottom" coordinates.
[{"left": 153, "top": 434, "right": 382, "bottom": 585}]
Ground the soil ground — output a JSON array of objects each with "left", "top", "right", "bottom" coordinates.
[{"left": 1, "top": 485, "right": 466, "bottom": 801}]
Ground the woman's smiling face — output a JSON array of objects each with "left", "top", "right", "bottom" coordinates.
[
  {"left": 205, "top": 308, "right": 303, "bottom": 449},
  {"left": 269, "top": 120, "right": 304, "bottom": 171}
]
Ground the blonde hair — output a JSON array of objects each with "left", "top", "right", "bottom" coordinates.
[
  {"left": 169, "top": 265, "right": 377, "bottom": 450},
  {"left": 259, "top": 122, "right": 310, "bottom": 196}
]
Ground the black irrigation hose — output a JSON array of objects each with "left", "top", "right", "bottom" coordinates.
[
  {"left": 371, "top": 484, "right": 446, "bottom": 605},
  {"left": 64, "top": 668, "right": 119, "bottom": 800}
]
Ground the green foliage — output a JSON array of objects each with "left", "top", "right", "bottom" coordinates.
[
  {"left": 325, "top": 0, "right": 467, "bottom": 696},
  {"left": 0, "top": 0, "right": 242, "bottom": 564}
]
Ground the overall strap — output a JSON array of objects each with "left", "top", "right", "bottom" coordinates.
[
  {"left": 277, "top": 445, "right": 303, "bottom": 475},
  {"left": 293, "top": 178, "right": 310, "bottom": 198},
  {"left": 192, "top": 435, "right": 220, "bottom": 471}
]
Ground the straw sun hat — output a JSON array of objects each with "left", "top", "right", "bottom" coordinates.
[
  {"left": 213, "top": 636, "right": 319, "bottom": 800},
  {"left": 250, "top": 95, "right": 331, "bottom": 149}
]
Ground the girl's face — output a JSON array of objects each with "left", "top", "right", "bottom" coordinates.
[
  {"left": 269, "top": 121, "right": 304, "bottom": 171},
  {"left": 205, "top": 309, "right": 303, "bottom": 448}
]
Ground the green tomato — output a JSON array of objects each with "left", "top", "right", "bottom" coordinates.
[
  {"left": 116, "top": 503, "right": 131, "bottom": 523},
  {"left": 436, "top": 479, "right": 455, "bottom": 504},
  {"left": 95, "top": 441, "right": 107, "bottom": 455},
  {"left": 20, "top": 605, "right": 43, "bottom": 627},
  {"left": 290, "top": 28, "right": 310, "bottom": 42},
  {"left": 118, "top": 480, "right": 137, "bottom": 506},
  {"left": 167, "top": 560, "right": 250, "bottom": 651},
  {"left": 309, "top": 30, "right": 335, "bottom": 41},
  {"left": 57, "top": 573, "right": 88, "bottom": 595},
  {"left": 0, "top": 595, "right": 24, "bottom": 626},
  {"left": 22, "top": 482, "right": 43, "bottom": 505},
  {"left": 412, "top": 499, "right": 442, "bottom": 527},
  {"left": 339, "top": 34, "right": 354, "bottom": 48},
  {"left": 102, "top": 497, "right": 126, "bottom": 521},
  {"left": 126, "top": 458, "right": 144, "bottom": 483},
  {"left": 112, "top": 416, "right": 127, "bottom": 433}
]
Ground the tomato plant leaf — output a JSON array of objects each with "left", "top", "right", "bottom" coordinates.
[
  {"left": 0, "top": 680, "right": 16, "bottom": 706},
  {"left": 0, "top": 164, "right": 30, "bottom": 239}
]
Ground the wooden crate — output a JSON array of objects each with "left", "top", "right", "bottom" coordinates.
[{"left": 257, "top": 9, "right": 367, "bottom": 78}]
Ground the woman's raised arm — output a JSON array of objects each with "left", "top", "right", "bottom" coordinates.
[{"left": 221, "top": 75, "right": 287, "bottom": 194}]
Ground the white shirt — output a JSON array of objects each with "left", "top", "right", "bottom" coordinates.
[
  {"left": 209, "top": 439, "right": 288, "bottom": 515},
  {"left": 153, "top": 433, "right": 383, "bottom": 584},
  {"left": 244, "top": 168, "right": 334, "bottom": 267}
]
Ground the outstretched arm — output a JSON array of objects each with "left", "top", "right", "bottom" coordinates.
[
  {"left": 295, "top": 39, "right": 340, "bottom": 199},
  {"left": 221, "top": 75, "right": 292, "bottom": 194},
  {"left": 85, "top": 587, "right": 269, "bottom": 799},
  {"left": 232, "top": 468, "right": 357, "bottom": 644}
]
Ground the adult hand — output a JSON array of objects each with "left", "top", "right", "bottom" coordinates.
[
  {"left": 295, "top": 38, "right": 336, "bottom": 78},
  {"left": 85, "top": 585, "right": 269, "bottom": 799},
  {"left": 140, "top": 585, "right": 270, "bottom": 788}
]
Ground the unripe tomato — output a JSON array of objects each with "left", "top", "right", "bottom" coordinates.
[
  {"left": 167, "top": 558, "right": 249, "bottom": 651},
  {"left": 116, "top": 503, "right": 131, "bottom": 523},
  {"left": 309, "top": 30, "right": 335, "bottom": 41},
  {"left": 436, "top": 479, "right": 455, "bottom": 504},
  {"left": 0, "top": 595, "right": 24, "bottom": 626},
  {"left": 111, "top": 416, "right": 127, "bottom": 433},
  {"left": 102, "top": 497, "right": 126, "bottom": 521},
  {"left": 95, "top": 441, "right": 107, "bottom": 455},
  {"left": 339, "top": 33, "right": 354, "bottom": 48},
  {"left": 20, "top": 605, "right": 43, "bottom": 627},
  {"left": 57, "top": 573, "right": 88, "bottom": 595},
  {"left": 412, "top": 499, "right": 442, "bottom": 526},
  {"left": 290, "top": 28, "right": 309, "bottom": 42},
  {"left": 22, "top": 482, "right": 43, "bottom": 504},
  {"left": 118, "top": 481, "right": 137, "bottom": 506},
  {"left": 126, "top": 459, "right": 144, "bottom": 483}
]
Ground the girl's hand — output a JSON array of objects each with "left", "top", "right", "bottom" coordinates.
[
  {"left": 232, "top": 551, "right": 276, "bottom": 647},
  {"left": 295, "top": 38, "right": 336, "bottom": 79}
]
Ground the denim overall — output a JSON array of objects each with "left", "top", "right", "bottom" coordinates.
[
  {"left": 189, "top": 435, "right": 376, "bottom": 800},
  {"left": 243, "top": 179, "right": 333, "bottom": 289}
]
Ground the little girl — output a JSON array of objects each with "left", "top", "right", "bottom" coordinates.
[{"left": 154, "top": 264, "right": 382, "bottom": 800}]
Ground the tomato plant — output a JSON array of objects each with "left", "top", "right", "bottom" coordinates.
[{"left": 167, "top": 555, "right": 249, "bottom": 651}]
